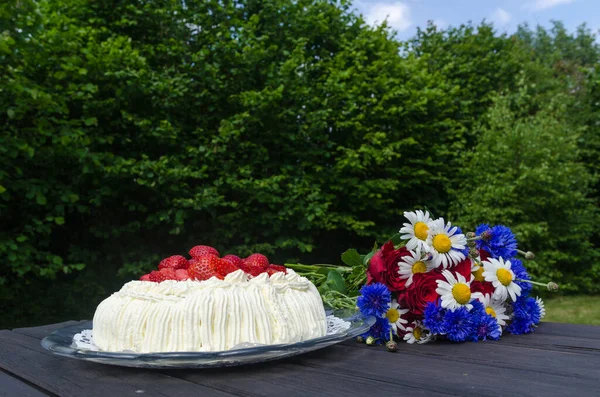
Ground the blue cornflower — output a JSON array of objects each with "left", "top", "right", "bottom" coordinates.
[
  {"left": 361, "top": 316, "right": 392, "bottom": 343},
  {"left": 507, "top": 295, "right": 538, "bottom": 334},
  {"left": 442, "top": 307, "right": 475, "bottom": 342},
  {"left": 357, "top": 283, "right": 391, "bottom": 317},
  {"left": 470, "top": 299, "right": 486, "bottom": 316},
  {"left": 475, "top": 224, "right": 518, "bottom": 260},
  {"left": 471, "top": 313, "right": 502, "bottom": 341},
  {"left": 423, "top": 301, "right": 447, "bottom": 335},
  {"left": 507, "top": 317, "right": 534, "bottom": 335},
  {"left": 510, "top": 259, "right": 532, "bottom": 295}
]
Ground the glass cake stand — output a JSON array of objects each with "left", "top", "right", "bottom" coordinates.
[{"left": 41, "top": 308, "right": 374, "bottom": 368}]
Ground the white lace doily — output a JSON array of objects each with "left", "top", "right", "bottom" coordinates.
[{"left": 72, "top": 315, "right": 351, "bottom": 351}]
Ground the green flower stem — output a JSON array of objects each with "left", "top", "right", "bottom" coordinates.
[
  {"left": 516, "top": 250, "right": 535, "bottom": 259},
  {"left": 322, "top": 290, "right": 357, "bottom": 309},
  {"left": 285, "top": 263, "right": 352, "bottom": 273},
  {"left": 515, "top": 278, "right": 559, "bottom": 291}
]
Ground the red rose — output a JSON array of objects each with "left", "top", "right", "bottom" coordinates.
[
  {"left": 401, "top": 270, "right": 444, "bottom": 316},
  {"left": 367, "top": 241, "right": 411, "bottom": 292},
  {"left": 453, "top": 258, "right": 472, "bottom": 280},
  {"left": 471, "top": 281, "right": 495, "bottom": 296},
  {"left": 479, "top": 249, "right": 491, "bottom": 262}
]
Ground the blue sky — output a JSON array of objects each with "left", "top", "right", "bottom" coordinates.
[{"left": 354, "top": 0, "right": 600, "bottom": 40}]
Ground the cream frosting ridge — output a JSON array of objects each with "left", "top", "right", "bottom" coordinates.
[{"left": 92, "top": 269, "right": 327, "bottom": 352}]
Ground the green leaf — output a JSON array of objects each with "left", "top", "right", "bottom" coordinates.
[
  {"left": 325, "top": 270, "right": 347, "bottom": 294},
  {"left": 55, "top": 217, "right": 65, "bottom": 225},
  {"left": 35, "top": 192, "right": 47, "bottom": 205},
  {"left": 362, "top": 250, "right": 376, "bottom": 266},
  {"left": 0, "top": 185, "right": 6, "bottom": 194},
  {"left": 389, "top": 233, "right": 403, "bottom": 245},
  {"left": 341, "top": 249, "right": 363, "bottom": 268}
]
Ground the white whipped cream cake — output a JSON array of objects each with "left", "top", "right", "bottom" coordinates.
[{"left": 92, "top": 269, "right": 327, "bottom": 352}]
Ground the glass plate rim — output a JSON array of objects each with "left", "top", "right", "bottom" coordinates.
[{"left": 41, "top": 308, "right": 374, "bottom": 361}]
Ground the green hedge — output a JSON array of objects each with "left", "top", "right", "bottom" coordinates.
[{"left": 1, "top": 0, "right": 598, "bottom": 328}]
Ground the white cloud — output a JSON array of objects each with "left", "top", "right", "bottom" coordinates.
[
  {"left": 491, "top": 8, "right": 511, "bottom": 26},
  {"left": 364, "top": 2, "right": 412, "bottom": 32},
  {"left": 530, "top": 0, "right": 575, "bottom": 11}
]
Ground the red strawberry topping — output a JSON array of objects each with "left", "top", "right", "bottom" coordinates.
[
  {"left": 175, "top": 269, "right": 190, "bottom": 281},
  {"left": 241, "top": 253, "right": 270, "bottom": 276},
  {"left": 188, "top": 256, "right": 224, "bottom": 281},
  {"left": 210, "top": 257, "right": 240, "bottom": 277},
  {"left": 189, "top": 245, "right": 220, "bottom": 259},
  {"left": 266, "top": 264, "right": 287, "bottom": 276},
  {"left": 222, "top": 254, "right": 243, "bottom": 268},
  {"left": 149, "top": 270, "right": 169, "bottom": 282},
  {"left": 140, "top": 274, "right": 151, "bottom": 281},
  {"left": 159, "top": 268, "right": 177, "bottom": 280},
  {"left": 158, "top": 255, "right": 189, "bottom": 270}
]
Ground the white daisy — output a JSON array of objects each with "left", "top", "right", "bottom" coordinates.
[
  {"left": 403, "top": 321, "right": 434, "bottom": 344},
  {"left": 425, "top": 218, "right": 467, "bottom": 268},
  {"left": 536, "top": 297, "right": 546, "bottom": 320},
  {"left": 435, "top": 269, "right": 479, "bottom": 310},
  {"left": 481, "top": 257, "right": 522, "bottom": 302},
  {"left": 399, "top": 210, "right": 432, "bottom": 251},
  {"left": 385, "top": 300, "right": 409, "bottom": 332},
  {"left": 398, "top": 248, "right": 436, "bottom": 287},
  {"left": 477, "top": 293, "right": 510, "bottom": 326}
]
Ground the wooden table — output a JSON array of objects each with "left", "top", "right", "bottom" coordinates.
[{"left": 1, "top": 321, "right": 599, "bottom": 397}]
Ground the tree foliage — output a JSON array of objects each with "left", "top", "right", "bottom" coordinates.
[
  {"left": 1, "top": 1, "right": 599, "bottom": 328},
  {"left": 450, "top": 86, "right": 599, "bottom": 293}
]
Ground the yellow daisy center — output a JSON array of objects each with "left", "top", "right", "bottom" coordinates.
[
  {"left": 412, "top": 261, "right": 427, "bottom": 274},
  {"left": 486, "top": 306, "right": 497, "bottom": 318},
  {"left": 496, "top": 268, "right": 513, "bottom": 286},
  {"left": 451, "top": 283, "right": 471, "bottom": 305},
  {"left": 472, "top": 265, "right": 485, "bottom": 282},
  {"left": 414, "top": 222, "right": 429, "bottom": 240},
  {"left": 413, "top": 327, "right": 422, "bottom": 340},
  {"left": 432, "top": 234, "right": 452, "bottom": 253},
  {"left": 386, "top": 308, "right": 399, "bottom": 323}
]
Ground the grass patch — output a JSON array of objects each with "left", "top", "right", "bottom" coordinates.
[{"left": 542, "top": 295, "right": 600, "bottom": 326}]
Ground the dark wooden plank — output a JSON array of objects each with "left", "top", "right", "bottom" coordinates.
[
  {"left": 343, "top": 336, "right": 599, "bottom": 379},
  {"left": 162, "top": 354, "right": 456, "bottom": 397},
  {"left": 0, "top": 330, "right": 235, "bottom": 397},
  {"left": 342, "top": 331, "right": 600, "bottom": 357},
  {"left": 490, "top": 332, "right": 600, "bottom": 353},
  {"left": 537, "top": 322, "right": 600, "bottom": 339},
  {"left": 12, "top": 321, "right": 87, "bottom": 341},
  {"left": 275, "top": 343, "right": 600, "bottom": 397},
  {"left": 0, "top": 369, "right": 53, "bottom": 397}
]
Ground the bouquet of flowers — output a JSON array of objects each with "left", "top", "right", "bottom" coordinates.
[{"left": 288, "top": 210, "right": 558, "bottom": 351}]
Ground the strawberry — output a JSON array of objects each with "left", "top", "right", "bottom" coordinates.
[
  {"left": 188, "top": 256, "right": 224, "bottom": 281},
  {"left": 140, "top": 274, "right": 151, "bottom": 281},
  {"left": 210, "top": 257, "right": 240, "bottom": 277},
  {"left": 222, "top": 254, "right": 242, "bottom": 268},
  {"left": 149, "top": 270, "right": 168, "bottom": 282},
  {"left": 175, "top": 269, "right": 190, "bottom": 281},
  {"left": 266, "top": 264, "right": 287, "bottom": 276},
  {"left": 158, "top": 255, "right": 189, "bottom": 270},
  {"left": 189, "top": 245, "right": 220, "bottom": 259},
  {"left": 159, "top": 268, "right": 177, "bottom": 280},
  {"left": 241, "top": 253, "right": 269, "bottom": 276}
]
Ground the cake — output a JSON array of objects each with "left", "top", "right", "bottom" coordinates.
[{"left": 92, "top": 248, "right": 327, "bottom": 352}]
